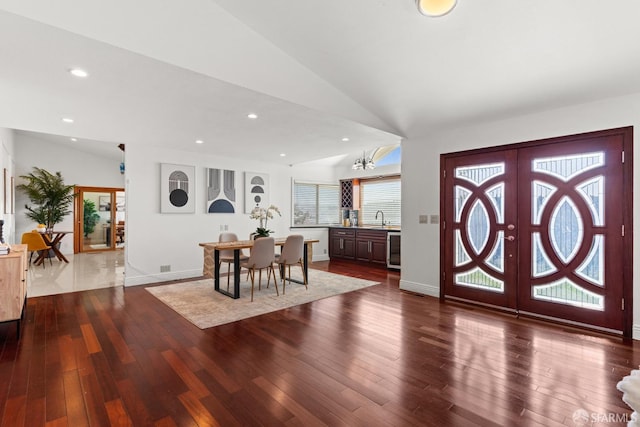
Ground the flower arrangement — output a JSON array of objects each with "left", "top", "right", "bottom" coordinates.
[{"left": 249, "top": 204, "right": 281, "bottom": 237}]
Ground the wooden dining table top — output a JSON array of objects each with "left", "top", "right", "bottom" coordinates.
[{"left": 199, "top": 238, "right": 319, "bottom": 250}]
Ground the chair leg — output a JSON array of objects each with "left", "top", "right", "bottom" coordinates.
[
  {"left": 299, "top": 260, "right": 308, "bottom": 289},
  {"left": 282, "top": 265, "right": 290, "bottom": 295},
  {"left": 250, "top": 271, "right": 255, "bottom": 302},
  {"left": 226, "top": 262, "right": 231, "bottom": 291},
  {"left": 271, "top": 266, "right": 279, "bottom": 296}
]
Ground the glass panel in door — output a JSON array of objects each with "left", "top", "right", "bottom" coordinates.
[
  {"left": 81, "top": 191, "right": 113, "bottom": 252},
  {"left": 443, "top": 150, "right": 518, "bottom": 309},
  {"left": 517, "top": 137, "right": 624, "bottom": 331}
]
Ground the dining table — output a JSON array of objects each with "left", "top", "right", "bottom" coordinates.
[
  {"left": 37, "top": 230, "right": 73, "bottom": 265},
  {"left": 199, "top": 238, "right": 319, "bottom": 299}
]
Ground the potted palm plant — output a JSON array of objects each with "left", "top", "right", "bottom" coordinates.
[
  {"left": 83, "top": 199, "right": 100, "bottom": 238},
  {"left": 17, "top": 167, "right": 75, "bottom": 231}
]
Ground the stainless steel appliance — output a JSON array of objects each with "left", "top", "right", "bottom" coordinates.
[{"left": 387, "top": 231, "right": 401, "bottom": 269}]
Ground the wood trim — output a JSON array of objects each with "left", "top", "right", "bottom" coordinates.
[
  {"left": 439, "top": 126, "right": 634, "bottom": 337},
  {"left": 74, "top": 186, "right": 125, "bottom": 253}
]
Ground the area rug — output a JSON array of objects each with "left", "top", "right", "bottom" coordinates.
[{"left": 145, "top": 269, "right": 379, "bottom": 329}]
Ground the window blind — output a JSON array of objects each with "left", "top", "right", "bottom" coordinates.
[
  {"left": 293, "top": 182, "right": 340, "bottom": 225},
  {"left": 360, "top": 178, "right": 401, "bottom": 226}
]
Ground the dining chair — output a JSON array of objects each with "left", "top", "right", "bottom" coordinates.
[
  {"left": 275, "top": 234, "right": 307, "bottom": 294},
  {"left": 240, "top": 237, "right": 278, "bottom": 301},
  {"left": 218, "top": 232, "right": 249, "bottom": 290},
  {"left": 21, "top": 231, "right": 52, "bottom": 268},
  {"left": 115, "top": 220, "right": 125, "bottom": 243}
]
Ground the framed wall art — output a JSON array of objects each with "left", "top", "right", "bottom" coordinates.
[
  {"left": 160, "top": 163, "right": 195, "bottom": 213},
  {"left": 244, "top": 171, "right": 269, "bottom": 213},
  {"left": 206, "top": 168, "right": 236, "bottom": 213}
]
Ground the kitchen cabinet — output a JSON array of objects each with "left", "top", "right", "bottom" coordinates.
[
  {"left": 0, "top": 244, "right": 28, "bottom": 338},
  {"left": 355, "top": 229, "right": 387, "bottom": 265},
  {"left": 329, "top": 228, "right": 356, "bottom": 259}
]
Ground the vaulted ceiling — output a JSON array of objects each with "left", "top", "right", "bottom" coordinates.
[{"left": 1, "top": 1, "right": 640, "bottom": 165}]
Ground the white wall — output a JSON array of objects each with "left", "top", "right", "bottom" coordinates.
[
  {"left": 13, "top": 133, "right": 124, "bottom": 254},
  {"left": 0, "top": 128, "right": 16, "bottom": 244},
  {"left": 123, "top": 144, "right": 335, "bottom": 286},
  {"left": 400, "top": 92, "right": 640, "bottom": 338}
]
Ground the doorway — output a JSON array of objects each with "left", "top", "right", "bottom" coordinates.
[
  {"left": 74, "top": 186, "right": 125, "bottom": 252},
  {"left": 441, "top": 127, "right": 633, "bottom": 335}
]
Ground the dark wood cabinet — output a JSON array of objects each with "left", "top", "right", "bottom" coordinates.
[
  {"left": 330, "top": 228, "right": 387, "bottom": 266},
  {"left": 329, "top": 228, "right": 356, "bottom": 259},
  {"left": 355, "top": 229, "right": 387, "bottom": 265}
]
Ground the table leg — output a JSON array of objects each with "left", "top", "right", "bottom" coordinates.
[
  {"left": 233, "top": 250, "right": 241, "bottom": 299},
  {"left": 214, "top": 249, "right": 220, "bottom": 292},
  {"left": 214, "top": 249, "right": 241, "bottom": 299},
  {"left": 50, "top": 235, "right": 69, "bottom": 262},
  {"left": 285, "top": 243, "right": 310, "bottom": 286}
]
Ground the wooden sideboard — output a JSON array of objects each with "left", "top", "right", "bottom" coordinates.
[{"left": 0, "top": 244, "right": 28, "bottom": 338}]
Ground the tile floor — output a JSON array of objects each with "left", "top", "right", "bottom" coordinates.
[{"left": 27, "top": 250, "right": 125, "bottom": 297}]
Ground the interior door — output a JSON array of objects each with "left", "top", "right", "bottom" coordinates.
[
  {"left": 442, "top": 128, "right": 631, "bottom": 333},
  {"left": 74, "top": 186, "right": 125, "bottom": 252}
]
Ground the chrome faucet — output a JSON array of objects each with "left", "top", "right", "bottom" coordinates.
[{"left": 375, "top": 210, "right": 385, "bottom": 227}]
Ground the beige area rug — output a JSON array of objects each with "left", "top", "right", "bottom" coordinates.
[{"left": 145, "top": 269, "right": 379, "bottom": 329}]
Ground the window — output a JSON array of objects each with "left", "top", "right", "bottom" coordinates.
[
  {"left": 293, "top": 182, "right": 340, "bottom": 225},
  {"left": 360, "top": 176, "right": 401, "bottom": 226}
]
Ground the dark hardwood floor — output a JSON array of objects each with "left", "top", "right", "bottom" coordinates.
[{"left": 1, "top": 260, "right": 639, "bottom": 426}]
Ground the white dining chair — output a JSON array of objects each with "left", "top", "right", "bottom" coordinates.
[
  {"left": 275, "top": 234, "right": 307, "bottom": 294},
  {"left": 218, "top": 232, "right": 249, "bottom": 290},
  {"left": 240, "top": 237, "right": 278, "bottom": 301}
]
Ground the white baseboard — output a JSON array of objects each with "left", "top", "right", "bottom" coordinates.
[
  {"left": 399, "top": 279, "right": 440, "bottom": 298},
  {"left": 312, "top": 254, "right": 329, "bottom": 262},
  {"left": 632, "top": 325, "right": 640, "bottom": 341}
]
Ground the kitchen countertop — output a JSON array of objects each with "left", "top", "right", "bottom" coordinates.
[{"left": 329, "top": 225, "right": 401, "bottom": 231}]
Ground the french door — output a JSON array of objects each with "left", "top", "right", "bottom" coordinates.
[
  {"left": 441, "top": 128, "right": 632, "bottom": 334},
  {"left": 74, "top": 186, "right": 125, "bottom": 253}
]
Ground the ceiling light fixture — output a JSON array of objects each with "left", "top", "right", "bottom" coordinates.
[
  {"left": 195, "top": 139, "right": 204, "bottom": 144},
  {"left": 352, "top": 151, "right": 375, "bottom": 170},
  {"left": 416, "top": 0, "right": 457, "bottom": 17},
  {"left": 342, "top": 137, "right": 350, "bottom": 142},
  {"left": 247, "top": 113, "right": 258, "bottom": 119},
  {"left": 70, "top": 138, "right": 77, "bottom": 142},
  {"left": 62, "top": 117, "right": 74, "bottom": 123},
  {"left": 69, "top": 68, "right": 89, "bottom": 78}
]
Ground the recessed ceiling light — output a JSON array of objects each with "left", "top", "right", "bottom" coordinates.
[
  {"left": 247, "top": 113, "right": 258, "bottom": 119},
  {"left": 342, "top": 137, "right": 350, "bottom": 142},
  {"left": 280, "top": 153, "right": 286, "bottom": 157},
  {"left": 62, "top": 117, "right": 74, "bottom": 123},
  {"left": 69, "top": 68, "right": 89, "bottom": 78},
  {"left": 70, "top": 138, "right": 77, "bottom": 142},
  {"left": 195, "top": 139, "right": 204, "bottom": 144}
]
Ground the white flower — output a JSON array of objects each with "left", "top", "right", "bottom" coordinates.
[{"left": 249, "top": 205, "right": 281, "bottom": 233}]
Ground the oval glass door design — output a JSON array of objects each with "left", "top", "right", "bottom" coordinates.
[
  {"left": 443, "top": 151, "right": 518, "bottom": 309},
  {"left": 517, "top": 138, "right": 625, "bottom": 331},
  {"left": 443, "top": 129, "right": 628, "bottom": 333}
]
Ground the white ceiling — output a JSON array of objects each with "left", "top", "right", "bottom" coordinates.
[{"left": 2, "top": 1, "right": 640, "bottom": 165}]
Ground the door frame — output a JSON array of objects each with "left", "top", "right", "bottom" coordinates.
[
  {"left": 439, "top": 126, "right": 634, "bottom": 337},
  {"left": 74, "top": 186, "right": 125, "bottom": 253}
]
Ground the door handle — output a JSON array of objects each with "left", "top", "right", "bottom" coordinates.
[{"left": 504, "top": 235, "right": 515, "bottom": 241}]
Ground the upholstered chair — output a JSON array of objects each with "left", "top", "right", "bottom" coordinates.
[
  {"left": 240, "top": 237, "right": 278, "bottom": 301},
  {"left": 274, "top": 234, "right": 307, "bottom": 294},
  {"left": 218, "top": 232, "right": 249, "bottom": 289},
  {"left": 21, "top": 231, "right": 52, "bottom": 268}
]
